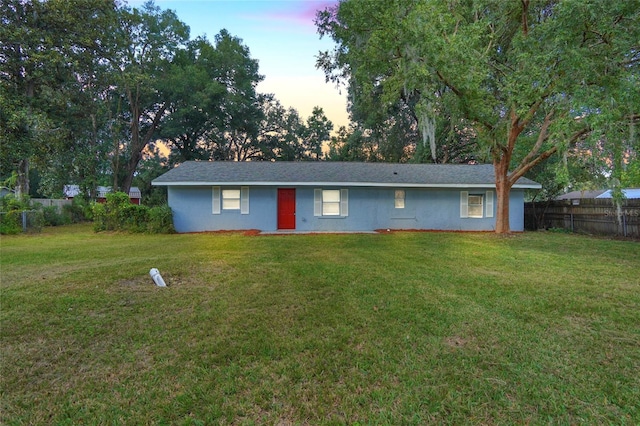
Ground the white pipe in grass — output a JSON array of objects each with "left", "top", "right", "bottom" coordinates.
[{"left": 149, "top": 268, "right": 166, "bottom": 287}]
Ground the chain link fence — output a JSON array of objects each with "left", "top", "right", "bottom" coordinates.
[{"left": 0, "top": 210, "right": 44, "bottom": 234}]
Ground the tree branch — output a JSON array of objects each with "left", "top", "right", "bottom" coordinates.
[
  {"left": 503, "top": 107, "right": 525, "bottom": 168},
  {"left": 509, "top": 145, "right": 558, "bottom": 185},
  {"left": 436, "top": 70, "right": 462, "bottom": 97},
  {"left": 521, "top": 0, "right": 530, "bottom": 36},
  {"left": 508, "top": 126, "right": 592, "bottom": 185},
  {"left": 512, "top": 109, "right": 554, "bottom": 177},
  {"left": 141, "top": 101, "right": 167, "bottom": 147}
]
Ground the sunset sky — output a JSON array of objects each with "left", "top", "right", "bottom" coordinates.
[{"left": 129, "top": 0, "right": 349, "bottom": 130}]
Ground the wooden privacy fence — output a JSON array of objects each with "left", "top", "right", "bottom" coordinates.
[
  {"left": 525, "top": 199, "right": 640, "bottom": 238},
  {"left": 31, "top": 198, "right": 72, "bottom": 210}
]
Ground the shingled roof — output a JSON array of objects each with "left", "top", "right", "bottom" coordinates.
[{"left": 152, "top": 161, "right": 541, "bottom": 189}]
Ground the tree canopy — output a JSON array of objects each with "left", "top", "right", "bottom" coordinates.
[
  {"left": 317, "top": 0, "right": 639, "bottom": 232},
  {"left": 1, "top": 0, "right": 334, "bottom": 199},
  {"left": 0, "top": 0, "right": 119, "bottom": 197}
]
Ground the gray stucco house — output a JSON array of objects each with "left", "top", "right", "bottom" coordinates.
[{"left": 152, "top": 161, "right": 540, "bottom": 233}]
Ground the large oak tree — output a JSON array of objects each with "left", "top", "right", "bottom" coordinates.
[
  {"left": 317, "top": 0, "right": 639, "bottom": 233},
  {"left": 108, "top": 1, "right": 189, "bottom": 193},
  {"left": 0, "top": 0, "right": 118, "bottom": 197}
]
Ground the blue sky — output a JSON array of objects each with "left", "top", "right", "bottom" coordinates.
[{"left": 129, "top": 0, "right": 348, "bottom": 129}]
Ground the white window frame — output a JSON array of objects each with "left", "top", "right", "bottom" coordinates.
[
  {"left": 222, "top": 189, "right": 241, "bottom": 210},
  {"left": 467, "top": 194, "right": 484, "bottom": 218},
  {"left": 213, "top": 186, "right": 249, "bottom": 215},
  {"left": 314, "top": 189, "right": 348, "bottom": 217},
  {"left": 460, "top": 190, "right": 493, "bottom": 219},
  {"left": 395, "top": 189, "right": 405, "bottom": 209},
  {"left": 322, "top": 189, "right": 341, "bottom": 216}
]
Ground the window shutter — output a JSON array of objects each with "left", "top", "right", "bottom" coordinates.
[
  {"left": 212, "top": 187, "right": 221, "bottom": 214},
  {"left": 314, "top": 189, "right": 322, "bottom": 216},
  {"left": 240, "top": 187, "right": 249, "bottom": 214},
  {"left": 340, "top": 189, "right": 349, "bottom": 216},
  {"left": 485, "top": 190, "right": 494, "bottom": 218},
  {"left": 395, "top": 189, "right": 405, "bottom": 209},
  {"left": 460, "top": 191, "right": 469, "bottom": 218}
]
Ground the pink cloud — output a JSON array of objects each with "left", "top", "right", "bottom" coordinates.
[
  {"left": 298, "top": 1, "right": 338, "bottom": 22},
  {"left": 263, "top": 0, "right": 338, "bottom": 28}
]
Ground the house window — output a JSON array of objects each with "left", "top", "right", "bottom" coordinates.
[
  {"left": 322, "top": 189, "right": 341, "bottom": 215},
  {"left": 222, "top": 189, "right": 241, "bottom": 210},
  {"left": 467, "top": 195, "right": 483, "bottom": 218},
  {"left": 395, "top": 189, "right": 405, "bottom": 209},
  {"left": 213, "top": 187, "right": 249, "bottom": 215},
  {"left": 314, "top": 189, "right": 348, "bottom": 217},
  {"left": 460, "top": 191, "right": 493, "bottom": 218}
]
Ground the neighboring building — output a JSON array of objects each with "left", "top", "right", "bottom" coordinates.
[
  {"left": 0, "top": 187, "right": 15, "bottom": 198},
  {"left": 556, "top": 188, "right": 640, "bottom": 200},
  {"left": 596, "top": 188, "right": 640, "bottom": 199},
  {"left": 152, "top": 161, "right": 540, "bottom": 233},
  {"left": 64, "top": 185, "right": 142, "bottom": 205},
  {"left": 555, "top": 190, "right": 607, "bottom": 200}
]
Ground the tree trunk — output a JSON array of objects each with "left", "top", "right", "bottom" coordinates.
[
  {"left": 15, "top": 158, "right": 29, "bottom": 199},
  {"left": 495, "top": 176, "right": 511, "bottom": 234},
  {"left": 121, "top": 149, "right": 142, "bottom": 195},
  {"left": 494, "top": 157, "right": 512, "bottom": 234},
  {"left": 120, "top": 100, "right": 167, "bottom": 195}
]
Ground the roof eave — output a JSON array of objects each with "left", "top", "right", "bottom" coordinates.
[{"left": 153, "top": 181, "right": 541, "bottom": 189}]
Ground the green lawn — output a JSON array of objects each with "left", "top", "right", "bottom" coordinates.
[{"left": 1, "top": 225, "right": 639, "bottom": 424}]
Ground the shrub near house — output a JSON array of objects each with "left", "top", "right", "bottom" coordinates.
[{"left": 92, "top": 192, "right": 174, "bottom": 233}]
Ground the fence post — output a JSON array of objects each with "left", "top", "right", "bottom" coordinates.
[
  {"left": 623, "top": 212, "right": 627, "bottom": 237},
  {"left": 570, "top": 212, "right": 574, "bottom": 232},
  {"left": 22, "top": 210, "right": 27, "bottom": 232}
]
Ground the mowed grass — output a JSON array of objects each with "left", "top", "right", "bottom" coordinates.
[{"left": 1, "top": 225, "right": 639, "bottom": 424}]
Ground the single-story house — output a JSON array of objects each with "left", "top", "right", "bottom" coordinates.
[
  {"left": 152, "top": 161, "right": 541, "bottom": 233},
  {"left": 64, "top": 185, "right": 142, "bottom": 205}
]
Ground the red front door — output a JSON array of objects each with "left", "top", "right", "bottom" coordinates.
[{"left": 277, "top": 188, "right": 296, "bottom": 230}]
